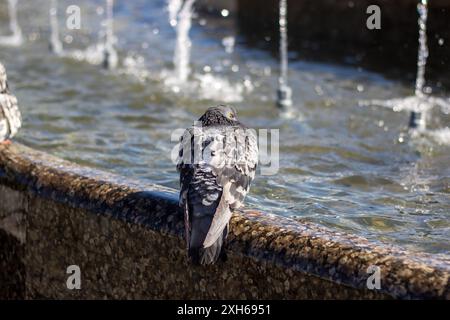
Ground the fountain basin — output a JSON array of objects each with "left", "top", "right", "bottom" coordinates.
[{"left": 0, "top": 143, "right": 448, "bottom": 299}]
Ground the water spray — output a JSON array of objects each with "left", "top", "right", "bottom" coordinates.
[
  {"left": 103, "top": 0, "right": 118, "bottom": 70},
  {"left": 49, "top": 0, "right": 63, "bottom": 55},
  {"left": 0, "top": 0, "right": 23, "bottom": 46},
  {"left": 409, "top": 0, "right": 429, "bottom": 131},
  {"left": 276, "top": 0, "right": 292, "bottom": 109},
  {"left": 173, "top": 0, "right": 195, "bottom": 83}
]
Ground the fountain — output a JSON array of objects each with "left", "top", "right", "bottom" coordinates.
[
  {"left": 167, "top": 0, "right": 183, "bottom": 27},
  {"left": 276, "top": 0, "right": 293, "bottom": 109},
  {"left": 173, "top": 0, "right": 196, "bottom": 83},
  {"left": 0, "top": 0, "right": 23, "bottom": 47},
  {"left": 49, "top": 0, "right": 63, "bottom": 55},
  {"left": 359, "top": 0, "right": 450, "bottom": 134},
  {"left": 103, "top": 0, "right": 118, "bottom": 70},
  {"left": 47, "top": 0, "right": 118, "bottom": 69},
  {"left": 162, "top": 0, "right": 250, "bottom": 103},
  {"left": 409, "top": 0, "right": 429, "bottom": 130}
]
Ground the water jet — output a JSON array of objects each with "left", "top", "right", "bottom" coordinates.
[
  {"left": 0, "top": 0, "right": 23, "bottom": 47},
  {"left": 102, "top": 0, "right": 118, "bottom": 70},
  {"left": 49, "top": 0, "right": 63, "bottom": 55},
  {"left": 173, "top": 0, "right": 196, "bottom": 83},
  {"left": 276, "top": 0, "right": 293, "bottom": 109},
  {"left": 409, "top": 0, "right": 429, "bottom": 131}
]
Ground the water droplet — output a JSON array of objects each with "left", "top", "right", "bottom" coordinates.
[
  {"left": 357, "top": 84, "right": 364, "bottom": 92},
  {"left": 64, "top": 35, "right": 73, "bottom": 44},
  {"left": 199, "top": 19, "right": 207, "bottom": 26},
  {"left": 231, "top": 65, "right": 239, "bottom": 72},
  {"left": 222, "top": 36, "right": 235, "bottom": 53},
  {"left": 438, "top": 38, "right": 444, "bottom": 46},
  {"left": 203, "top": 65, "right": 211, "bottom": 73},
  {"left": 221, "top": 9, "right": 230, "bottom": 17},
  {"left": 172, "top": 86, "right": 180, "bottom": 93},
  {"left": 314, "top": 85, "right": 324, "bottom": 96},
  {"left": 243, "top": 79, "right": 253, "bottom": 90}
]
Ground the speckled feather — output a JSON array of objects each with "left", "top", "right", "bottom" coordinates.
[
  {"left": 177, "top": 105, "right": 258, "bottom": 265},
  {"left": 0, "top": 62, "right": 22, "bottom": 142}
]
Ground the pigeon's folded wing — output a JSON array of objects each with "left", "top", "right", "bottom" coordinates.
[{"left": 0, "top": 93, "right": 21, "bottom": 139}]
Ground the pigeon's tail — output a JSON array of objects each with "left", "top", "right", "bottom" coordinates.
[{"left": 188, "top": 226, "right": 228, "bottom": 265}]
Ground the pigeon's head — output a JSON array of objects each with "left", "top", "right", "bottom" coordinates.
[
  {"left": 199, "top": 105, "right": 240, "bottom": 127},
  {"left": 0, "top": 63, "right": 7, "bottom": 93}
]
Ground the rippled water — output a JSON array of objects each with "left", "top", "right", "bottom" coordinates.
[{"left": 1, "top": 0, "right": 449, "bottom": 254}]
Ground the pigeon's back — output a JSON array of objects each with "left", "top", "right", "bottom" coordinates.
[{"left": 177, "top": 124, "right": 258, "bottom": 265}]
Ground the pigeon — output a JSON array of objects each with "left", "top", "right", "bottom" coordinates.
[
  {"left": 0, "top": 62, "right": 22, "bottom": 144},
  {"left": 177, "top": 105, "right": 258, "bottom": 265}
]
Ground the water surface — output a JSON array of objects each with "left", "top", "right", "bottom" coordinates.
[{"left": 1, "top": 0, "right": 449, "bottom": 254}]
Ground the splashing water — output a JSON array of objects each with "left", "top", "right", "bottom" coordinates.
[
  {"left": 359, "top": 0, "right": 450, "bottom": 134},
  {"left": 276, "top": 0, "right": 292, "bottom": 109},
  {"left": 161, "top": 0, "right": 250, "bottom": 103},
  {"left": 194, "top": 73, "right": 246, "bottom": 102},
  {"left": 102, "top": 0, "right": 118, "bottom": 69},
  {"left": 167, "top": 0, "right": 183, "bottom": 27},
  {"left": 47, "top": 0, "right": 119, "bottom": 69},
  {"left": 412, "top": 126, "right": 450, "bottom": 146},
  {"left": 409, "top": 0, "right": 429, "bottom": 130},
  {"left": 118, "top": 52, "right": 151, "bottom": 83},
  {"left": 49, "top": 0, "right": 63, "bottom": 55},
  {"left": 0, "top": 0, "right": 23, "bottom": 47},
  {"left": 173, "top": 0, "right": 195, "bottom": 83},
  {"left": 222, "top": 36, "right": 235, "bottom": 54},
  {"left": 415, "top": 0, "right": 428, "bottom": 98},
  {"left": 66, "top": 5, "right": 110, "bottom": 67}
]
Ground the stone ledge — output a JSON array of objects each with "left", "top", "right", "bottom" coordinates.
[{"left": 0, "top": 143, "right": 448, "bottom": 299}]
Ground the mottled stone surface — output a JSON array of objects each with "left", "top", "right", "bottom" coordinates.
[
  {"left": 0, "top": 143, "right": 448, "bottom": 299},
  {"left": 0, "top": 228, "right": 25, "bottom": 300}
]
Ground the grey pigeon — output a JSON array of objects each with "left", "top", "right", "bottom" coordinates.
[
  {"left": 0, "top": 62, "right": 21, "bottom": 144},
  {"left": 177, "top": 105, "right": 258, "bottom": 265}
]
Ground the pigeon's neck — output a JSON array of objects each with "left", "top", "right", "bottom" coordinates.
[{"left": 199, "top": 116, "right": 239, "bottom": 127}]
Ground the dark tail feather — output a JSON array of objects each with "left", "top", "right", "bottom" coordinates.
[{"left": 189, "top": 226, "right": 228, "bottom": 265}]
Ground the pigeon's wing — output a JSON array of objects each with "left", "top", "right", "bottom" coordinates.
[
  {"left": 202, "top": 126, "right": 258, "bottom": 247},
  {"left": 0, "top": 93, "right": 21, "bottom": 140},
  {"left": 177, "top": 125, "right": 258, "bottom": 263},
  {"left": 0, "top": 98, "right": 8, "bottom": 141}
]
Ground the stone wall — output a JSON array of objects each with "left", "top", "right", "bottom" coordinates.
[{"left": 0, "top": 144, "right": 448, "bottom": 299}]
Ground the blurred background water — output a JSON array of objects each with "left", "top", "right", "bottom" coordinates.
[{"left": 0, "top": 0, "right": 449, "bottom": 254}]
